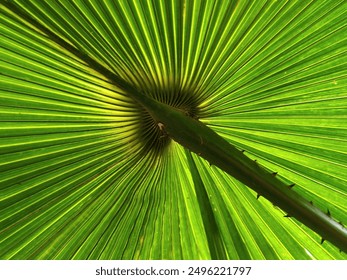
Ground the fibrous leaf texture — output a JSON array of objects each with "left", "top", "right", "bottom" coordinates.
[{"left": 0, "top": 0, "right": 346, "bottom": 259}]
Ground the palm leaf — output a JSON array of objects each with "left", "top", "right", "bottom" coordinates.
[{"left": 0, "top": 0, "right": 346, "bottom": 259}]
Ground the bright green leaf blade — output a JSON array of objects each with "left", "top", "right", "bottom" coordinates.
[{"left": 1, "top": 0, "right": 346, "bottom": 259}]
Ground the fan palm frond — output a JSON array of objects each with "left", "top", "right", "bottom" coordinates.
[{"left": 0, "top": 0, "right": 346, "bottom": 259}]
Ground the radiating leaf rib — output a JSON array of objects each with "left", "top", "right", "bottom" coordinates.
[{"left": 185, "top": 149, "right": 226, "bottom": 259}]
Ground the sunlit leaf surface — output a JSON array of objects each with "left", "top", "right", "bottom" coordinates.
[{"left": 0, "top": 0, "right": 346, "bottom": 259}]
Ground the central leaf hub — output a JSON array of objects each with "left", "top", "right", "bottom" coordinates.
[{"left": 136, "top": 88, "right": 201, "bottom": 154}]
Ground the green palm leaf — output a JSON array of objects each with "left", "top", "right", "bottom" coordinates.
[{"left": 1, "top": 0, "right": 346, "bottom": 259}]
